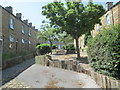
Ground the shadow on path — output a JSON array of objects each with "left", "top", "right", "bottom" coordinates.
[{"left": 2, "top": 58, "right": 35, "bottom": 85}]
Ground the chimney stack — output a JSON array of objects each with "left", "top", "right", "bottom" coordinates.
[
  {"left": 35, "top": 29, "right": 38, "bottom": 31},
  {"left": 32, "top": 26, "right": 35, "bottom": 29},
  {"left": 16, "top": 13, "right": 22, "bottom": 20},
  {"left": 29, "top": 23, "right": 32, "bottom": 27},
  {"left": 5, "top": 6, "right": 13, "bottom": 13},
  {"left": 23, "top": 19, "right": 28, "bottom": 25},
  {"left": 106, "top": 2, "right": 113, "bottom": 11}
]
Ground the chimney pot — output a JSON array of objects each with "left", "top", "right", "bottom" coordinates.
[
  {"left": 29, "top": 23, "right": 32, "bottom": 27},
  {"left": 16, "top": 13, "right": 22, "bottom": 20},
  {"left": 106, "top": 2, "right": 113, "bottom": 11},
  {"left": 32, "top": 26, "right": 35, "bottom": 29},
  {"left": 5, "top": 6, "right": 13, "bottom": 13},
  {"left": 23, "top": 19, "right": 28, "bottom": 25}
]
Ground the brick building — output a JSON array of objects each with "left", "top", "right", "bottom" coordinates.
[
  {"left": 0, "top": 6, "right": 38, "bottom": 56},
  {"left": 75, "top": 1, "right": 120, "bottom": 49}
]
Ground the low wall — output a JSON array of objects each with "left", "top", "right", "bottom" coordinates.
[
  {"left": 35, "top": 55, "right": 120, "bottom": 89},
  {"left": 2, "top": 53, "right": 34, "bottom": 69}
]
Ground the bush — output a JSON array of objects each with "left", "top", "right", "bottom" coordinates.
[
  {"left": 52, "top": 44, "right": 58, "bottom": 49},
  {"left": 87, "top": 24, "right": 120, "bottom": 79},
  {"left": 63, "top": 43, "right": 75, "bottom": 51},
  {"left": 36, "top": 43, "right": 51, "bottom": 55},
  {"left": 84, "top": 31, "right": 92, "bottom": 46}
]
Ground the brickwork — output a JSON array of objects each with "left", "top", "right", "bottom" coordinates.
[
  {"left": 77, "top": 1, "right": 120, "bottom": 48},
  {"left": 0, "top": 6, "right": 38, "bottom": 55}
]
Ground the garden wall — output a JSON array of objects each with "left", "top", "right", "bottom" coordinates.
[
  {"left": 35, "top": 55, "right": 120, "bottom": 89},
  {"left": 2, "top": 53, "right": 34, "bottom": 69}
]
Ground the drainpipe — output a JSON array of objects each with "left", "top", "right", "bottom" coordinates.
[{"left": 111, "top": 8, "right": 114, "bottom": 25}]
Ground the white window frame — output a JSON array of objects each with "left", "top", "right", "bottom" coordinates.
[
  {"left": 22, "top": 39, "right": 25, "bottom": 44},
  {"left": 28, "top": 40, "right": 31, "bottom": 44},
  {"left": 28, "top": 29, "right": 31, "bottom": 36},
  {"left": 9, "top": 35, "right": 14, "bottom": 42},
  {"left": 106, "top": 14, "right": 110, "bottom": 25},
  {"left": 10, "top": 18, "right": 14, "bottom": 30},
  {"left": 9, "top": 35, "right": 14, "bottom": 49},
  {"left": 22, "top": 25, "right": 25, "bottom": 34}
]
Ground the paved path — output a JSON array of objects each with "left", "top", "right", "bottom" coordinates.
[
  {"left": 2, "top": 58, "right": 35, "bottom": 85},
  {"left": 2, "top": 64, "right": 100, "bottom": 88}
]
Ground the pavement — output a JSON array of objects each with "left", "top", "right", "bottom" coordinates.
[
  {"left": 1, "top": 64, "right": 100, "bottom": 88},
  {"left": 2, "top": 58, "right": 35, "bottom": 85}
]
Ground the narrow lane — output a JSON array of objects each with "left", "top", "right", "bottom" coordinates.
[
  {"left": 2, "top": 58, "right": 35, "bottom": 85},
  {"left": 2, "top": 64, "right": 101, "bottom": 88}
]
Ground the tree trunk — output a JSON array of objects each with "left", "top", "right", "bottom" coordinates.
[
  {"left": 50, "top": 41, "right": 52, "bottom": 54},
  {"left": 75, "top": 38, "right": 80, "bottom": 59}
]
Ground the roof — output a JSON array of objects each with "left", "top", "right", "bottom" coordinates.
[
  {"left": 0, "top": 5, "right": 38, "bottom": 32},
  {"left": 106, "top": 1, "right": 120, "bottom": 12}
]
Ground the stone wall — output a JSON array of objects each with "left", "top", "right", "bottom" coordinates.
[
  {"left": 2, "top": 53, "right": 34, "bottom": 69},
  {"left": 35, "top": 55, "right": 120, "bottom": 89}
]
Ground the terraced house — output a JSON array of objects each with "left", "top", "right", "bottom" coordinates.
[
  {"left": 0, "top": 5, "right": 38, "bottom": 56},
  {"left": 76, "top": 1, "right": 120, "bottom": 49}
]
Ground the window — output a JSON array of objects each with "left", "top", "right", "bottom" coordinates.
[
  {"left": 9, "top": 35, "right": 14, "bottom": 48},
  {"left": 28, "top": 29, "right": 31, "bottom": 36},
  {"left": 10, "top": 18, "right": 14, "bottom": 29},
  {"left": 96, "top": 24, "right": 100, "bottom": 32},
  {"left": 28, "top": 40, "right": 31, "bottom": 44},
  {"left": 22, "top": 25, "right": 25, "bottom": 34},
  {"left": 22, "top": 39, "right": 25, "bottom": 48},
  {"left": 22, "top": 39, "right": 25, "bottom": 44},
  {"left": 9, "top": 35, "right": 14, "bottom": 42},
  {"left": 106, "top": 14, "right": 110, "bottom": 25}
]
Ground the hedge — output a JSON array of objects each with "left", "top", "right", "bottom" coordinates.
[
  {"left": 63, "top": 43, "right": 75, "bottom": 51},
  {"left": 87, "top": 24, "right": 120, "bottom": 79},
  {"left": 36, "top": 44, "right": 51, "bottom": 55},
  {"left": 52, "top": 44, "right": 58, "bottom": 49}
]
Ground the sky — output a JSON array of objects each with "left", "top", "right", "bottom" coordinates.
[{"left": 0, "top": 0, "right": 120, "bottom": 30}]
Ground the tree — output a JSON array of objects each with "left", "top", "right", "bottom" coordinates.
[
  {"left": 57, "top": 32, "right": 74, "bottom": 46},
  {"left": 42, "top": 1, "right": 105, "bottom": 59},
  {"left": 84, "top": 31, "right": 92, "bottom": 46},
  {"left": 37, "top": 24, "right": 57, "bottom": 54}
]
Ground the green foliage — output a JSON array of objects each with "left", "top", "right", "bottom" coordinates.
[
  {"left": 63, "top": 43, "right": 75, "bottom": 51},
  {"left": 2, "top": 50, "right": 32, "bottom": 61},
  {"left": 57, "top": 32, "right": 74, "bottom": 45},
  {"left": 42, "top": 1, "right": 105, "bottom": 58},
  {"left": 36, "top": 44, "right": 51, "bottom": 55},
  {"left": 84, "top": 31, "right": 92, "bottom": 46},
  {"left": 52, "top": 44, "right": 58, "bottom": 49},
  {"left": 87, "top": 24, "right": 120, "bottom": 79}
]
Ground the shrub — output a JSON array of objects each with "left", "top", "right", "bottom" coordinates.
[
  {"left": 52, "top": 44, "right": 58, "bottom": 49},
  {"left": 63, "top": 43, "right": 75, "bottom": 51},
  {"left": 84, "top": 31, "right": 92, "bottom": 46},
  {"left": 36, "top": 43, "right": 51, "bottom": 55},
  {"left": 62, "top": 45, "right": 66, "bottom": 49},
  {"left": 87, "top": 24, "right": 120, "bottom": 79}
]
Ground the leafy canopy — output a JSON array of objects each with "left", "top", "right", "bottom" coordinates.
[{"left": 42, "top": 1, "right": 105, "bottom": 39}]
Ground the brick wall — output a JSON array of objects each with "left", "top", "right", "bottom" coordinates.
[{"left": 1, "top": 7, "right": 38, "bottom": 55}]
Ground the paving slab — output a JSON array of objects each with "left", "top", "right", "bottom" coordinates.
[{"left": 2, "top": 64, "right": 101, "bottom": 88}]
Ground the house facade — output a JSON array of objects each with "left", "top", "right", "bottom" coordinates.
[
  {"left": 0, "top": 6, "right": 38, "bottom": 56},
  {"left": 75, "top": 1, "right": 120, "bottom": 49}
]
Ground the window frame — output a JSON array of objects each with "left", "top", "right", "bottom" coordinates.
[
  {"left": 10, "top": 18, "right": 14, "bottom": 30},
  {"left": 28, "top": 29, "right": 31, "bottom": 36},
  {"left": 22, "top": 25, "right": 25, "bottom": 34},
  {"left": 106, "top": 14, "right": 110, "bottom": 25}
]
